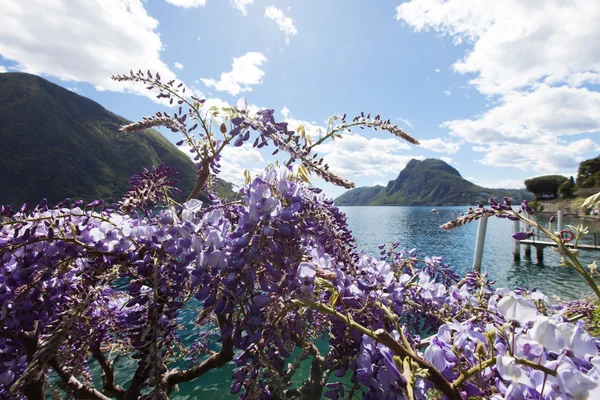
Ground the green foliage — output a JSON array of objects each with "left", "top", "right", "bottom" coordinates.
[
  {"left": 558, "top": 177, "right": 576, "bottom": 198},
  {"left": 0, "top": 73, "right": 233, "bottom": 207},
  {"left": 524, "top": 175, "right": 568, "bottom": 200},
  {"left": 335, "top": 158, "right": 531, "bottom": 206},
  {"left": 577, "top": 155, "right": 600, "bottom": 188},
  {"left": 332, "top": 185, "right": 385, "bottom": 206}
]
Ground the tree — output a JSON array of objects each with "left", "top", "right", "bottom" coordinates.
[
  {"left": 2, "top": 71, "right": 600, "bottom": 400},
  {"left": 577, "top": 155, "right": 600, "bottom": 188},
  {"left": 558, "top": 176, "right": 576, "bottom": 198},
  {"left": 524, "top": 174, "right": 568, "bottom": 199}
]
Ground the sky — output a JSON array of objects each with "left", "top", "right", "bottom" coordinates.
[{"left": 1, "top": 0, "right": 599, "bottom": 199}]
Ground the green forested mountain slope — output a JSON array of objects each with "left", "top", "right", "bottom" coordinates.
[
  {"left": 335, "top": 158, "right": 531, "bottom": 206},
  {"left": 0, "top": 73, "right": 233, "bottom": 207}
]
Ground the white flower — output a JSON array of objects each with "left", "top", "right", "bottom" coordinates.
[{"left": 497, "top": 295, "right": 538, "bottom": 324}]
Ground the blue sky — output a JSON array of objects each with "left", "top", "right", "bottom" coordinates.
[{"left": 1, "top": 0, "right": 599, "bottom": 199}]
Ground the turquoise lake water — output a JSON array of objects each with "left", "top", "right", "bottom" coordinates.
[
  {"left": 342, "top": 206, "right": 600, "bottom": 301},
  {"left": 102, "top": 206, "right": 600, "bottom": 398}
]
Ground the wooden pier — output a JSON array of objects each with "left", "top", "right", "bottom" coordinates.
[
  {"left": 472, "top": 210, "right": 600, "bottom": 269},
  {"left": 511, "top": 210, "right": 600, "bottom": 263},
  {"left": 518, "top": 238, "right": 600, "bottom": 262}
]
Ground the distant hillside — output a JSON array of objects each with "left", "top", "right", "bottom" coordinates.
[
  {"left": 335, "top": 158, "right": 531, "bottom": 206},
  {"left": 0, "top": 73, "right": 233, "bottom": 207}
]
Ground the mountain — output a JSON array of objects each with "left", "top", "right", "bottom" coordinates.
[
  {"left": 0, "top": 73, "right": 233, "bottom": 208},
  {"left": 334, "top": 158, "right": 531, "bottom": 206}
]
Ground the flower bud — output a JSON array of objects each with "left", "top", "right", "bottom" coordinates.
[
  {"left": 476, "top": 342, "right": 486, "bottom": 358},
  {"left": 512, "top": 231, "right": 534, "bottom": 241}
]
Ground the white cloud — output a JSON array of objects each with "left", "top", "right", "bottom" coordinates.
[
  {"left": 174, "top": 62, "right": 184, "bottom": 70},
  {"left": 440, "top": 157, "right": 453, "bottom": 165},
  {"left": 443, "top": 89, "right": 451, "bottom": 97},
  {"left": 444, "top": 86, "right": 600, "bottom": 171},
  {"left": 232, "top": 0, "right": 254, "bottom": 15},
  {"left": 396, "top": 0, "right": 600, "bottom": 174},
  {"left": 0, "top": 66, "right": 7, "bottom": 73},
  {"left": 265, "top": 6, "right": 298, "bottom": 45},
  {"left": 314, "top": 133, "right": 416, "bottom": 177},
  {"left": 419, "top": 138, "right": 461, "bottom": 154},
  {"left": 164, "top": 0, "right": 207, "bottom": 8},
  {"left": 396, "top": 0, "right": 600, "bottom": 96},
  {"left": 472, "top": 138, "right": 600, "bottom": 173},
  {"left": 201, "top": 52, "right": 267, "bottom": 96},
  {"left": 277, "top": 107, "right": 326, "bottom": 139},
  {"left": 285, "top": 118, "right": 325, "bottom": 139},
  {"left": 397, "top": 117, "right": 412, "bottom": 127},
  {"left": 180, "top": 143, "right": 264, "bottom": 186},
  {"left": 444, "top": 85, "right": 600, "bottom": 144},
  {"left": 219, "top": 144, "right": 265, "bottom": 185},
  {"left": 0, "top": 0, "right": 179, "bottom": 102},
  {"left": 434, "top": 68, "right": 440, "bottom": 73}
]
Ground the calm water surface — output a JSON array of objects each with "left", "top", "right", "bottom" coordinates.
[
  {"left": 113, "top": 206, "right": 600, "bottom": 398},
  {"left": 341, "top": 206, "right": 600, "bottom": 300}
]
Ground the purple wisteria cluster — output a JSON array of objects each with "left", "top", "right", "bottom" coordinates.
[{"left": 1, "top": 72, "right": 600, "bottom": 399}]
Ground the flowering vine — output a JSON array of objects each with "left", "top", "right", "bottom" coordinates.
[{"left": 1, "top": 71, "right": 599, "bottom": 400}]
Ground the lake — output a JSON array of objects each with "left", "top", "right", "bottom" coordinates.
[
  {"left": 116, "top": 206, "right": 600, "bottom": 398},
  {"left": 341, "top": 206, "right": 600, "bottom": 301}
]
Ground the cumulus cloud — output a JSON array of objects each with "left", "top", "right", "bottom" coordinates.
[
  {"left": 443, "top": 85, "right": 600, "bottom": 144},
  {"left": 419, "top": 138, "right": 461, "bottom": 154},
  {"left": 0, "top": 66, "right": 7, "bottom": 73},
  {"left": 201, "top": 52, "right": 267, "bottom": 96},
  {"left": 275, "top": 106, "right": 327, "bottom": 139},
  {"left": 232, "top": 0, "right": 254, "bottom": 15},
  {"left": 174, "top": 62, "right": 184, "bottom": 70},
  {"left": 396, "top": 0, "right": 600, "bottom": 95},
  {"left": 472, "top": 138, "right": 600, "bottom": 173},
  {"left": 440, "top": 157, "right": 453, "bottom": 165},
  {"left": 315, "top": 133, "right": 416, "bottom": 177},
  {"left": 180, "top": 143, "right": 264, "bottom": 186},
  {"left": 218, "top": 144, "right": 265, "bottom": 185},
  {"left": 265, "top": 6, "right": 298, "bottom": 45},
  {"left": 0, "top": 0, "right": 179, "bottom": 102},
  {"left": 164, "top": 0, "right": 207, "bottom": 8},
  {"left": 396, "top": 0, "right": 600, "bottom": 174}
]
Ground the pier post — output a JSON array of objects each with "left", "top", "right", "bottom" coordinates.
[
  {"left": 524, "top": 213, "right": 531, "bottom": 258},
  {"left": 473, "top": 216, "right": 488, "bottom": 271},
  {"left": 535, "top": 245, "right": 544, "bottom": 263},
  {"left": 513, "top": 219, "right": 521, "bottom": 261},
  {"left": 557, "top": 209, "right": 564, "bottom": 232}
]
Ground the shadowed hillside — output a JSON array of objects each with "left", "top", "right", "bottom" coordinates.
[{"left": 0, "top": 73, "right": 233, "bottom": 207}]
